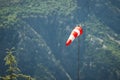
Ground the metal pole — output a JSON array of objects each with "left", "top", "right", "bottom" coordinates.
[{"left": 77, "top": 37, "right": 80, "bottom": 80}]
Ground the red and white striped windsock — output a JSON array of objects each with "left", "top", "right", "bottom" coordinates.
[{"left": 66, "top": 25, "right": 83, "bottom": 46}]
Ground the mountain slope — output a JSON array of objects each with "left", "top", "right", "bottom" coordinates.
[{"left": 0, "top": 0, "right": 120, "bottom": 80}]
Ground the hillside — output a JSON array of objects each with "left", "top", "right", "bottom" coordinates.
[{"left": 0, "top": 0, "right": 120, "bottom": 80}]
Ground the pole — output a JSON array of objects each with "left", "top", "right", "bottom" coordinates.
[{"left": 77, "top": 37, "right": 80, "bottom": 80}]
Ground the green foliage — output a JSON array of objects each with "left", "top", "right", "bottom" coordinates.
[
  {"left": 4, "top": 48, "right": 17, "bottom": 65},
  {"left": 0, "top": 48, "right": 35, "bottom": 80},
  {"left": 80, "top": 15, "right": 120, "bottom": 80},
  {"left": 0, "top": 0, "right": 77, "bottom": 28}
]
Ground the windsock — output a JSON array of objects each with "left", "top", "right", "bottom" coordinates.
[{"left": 66, "top": 25, "right": 83, "bottom": 46}]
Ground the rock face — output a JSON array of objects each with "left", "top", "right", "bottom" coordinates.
[{"left": 0, "top": 0, "right": 120, "bottom": 80}]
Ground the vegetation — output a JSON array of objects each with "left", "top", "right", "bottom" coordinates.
[
  {"left": 0, "top": 0, "right": 120, "bottom": 80},
  {"left": 0, "top": 47, "right": 35, "bottom": 80},
  {"left": 79, "top": 15, "right": 120, "bottom": 80},
  {"left": 0, "top": 0, "right": 77, "bottom": 28}
]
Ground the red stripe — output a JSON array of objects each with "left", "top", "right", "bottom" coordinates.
[
  {"left": 76, "top": 27, "right": 83, "bottom": 35},
  {"left": 73, "top": 31, "right": 78, "bottom": 38}
]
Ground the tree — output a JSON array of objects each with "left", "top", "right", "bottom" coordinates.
[{"left": 0, "top": 47, "right": 35, "bottom": 80}]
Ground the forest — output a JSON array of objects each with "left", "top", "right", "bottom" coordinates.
[{"left": 0, "top": 0, "right": 120, "bottom": 80}]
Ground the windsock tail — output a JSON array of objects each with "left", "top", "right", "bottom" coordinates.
[{"left": 66, "top": 39, "right": 72, "bottom": 46}]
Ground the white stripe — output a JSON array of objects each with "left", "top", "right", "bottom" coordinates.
[
  {"left": 69, "top": 34, "right": 75, "bottom": 41},
  {"left": 73, "top": 29, "right": 80, "bottom": 37}
]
